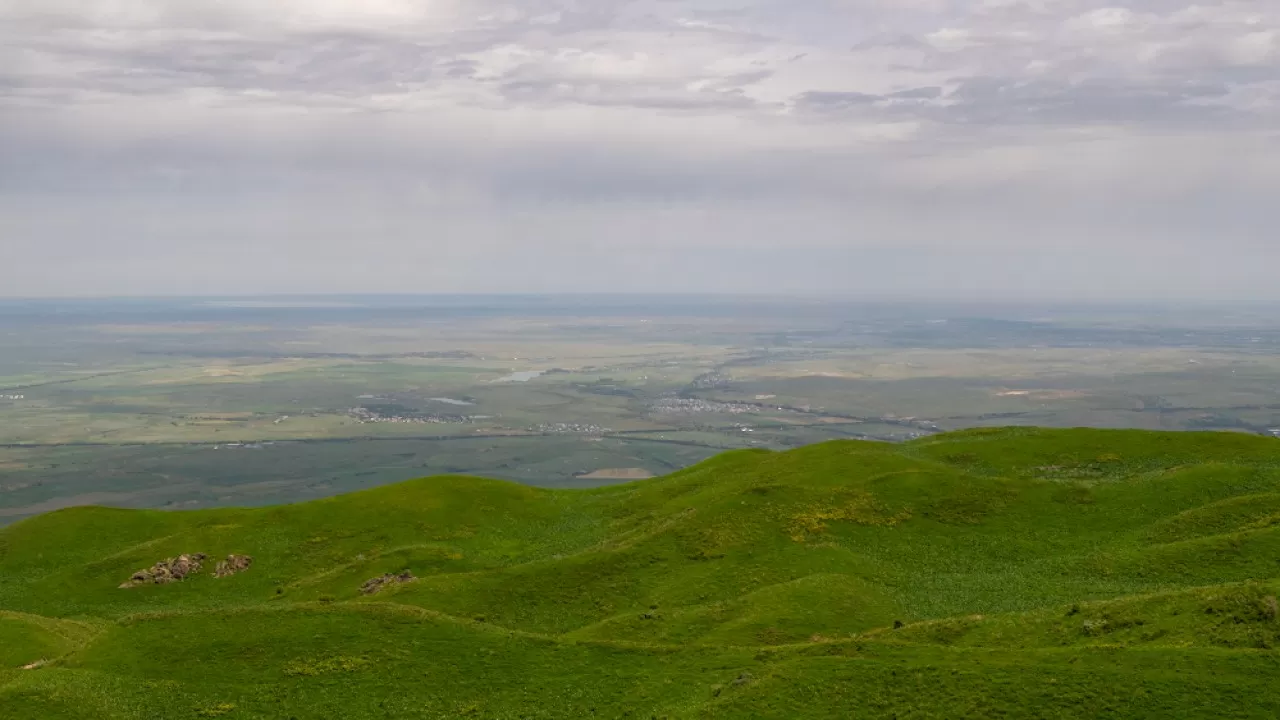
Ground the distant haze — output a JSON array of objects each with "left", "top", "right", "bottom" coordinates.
[{"left": 1, "top": 1, "right": 1278, "bottom": 301}]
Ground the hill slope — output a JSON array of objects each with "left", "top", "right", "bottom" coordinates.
[{"left": 4, "top": 428, "right": 1280, "bottom": 718}]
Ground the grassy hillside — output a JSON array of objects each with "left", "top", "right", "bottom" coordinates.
[{"left": 4, "top": 427, "right": 1280, "bottom": 718}]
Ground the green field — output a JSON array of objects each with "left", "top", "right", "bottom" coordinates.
[{"left": 5, "top": 427, "right": 1280, "bottom": 718}]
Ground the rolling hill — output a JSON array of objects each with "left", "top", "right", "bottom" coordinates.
[{"left": 4, "top": 427, "right": 1280, "bottom": 718}]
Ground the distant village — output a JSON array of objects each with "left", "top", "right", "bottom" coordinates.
[
  {"left": 650, "top": 398, "right": 759, "bottom": 415},
  {"left": 348, "top": 406, "right": 476, "bottom": 425},
  {"left": 531, "top": 422, "right": 611, "bottom": 435}
]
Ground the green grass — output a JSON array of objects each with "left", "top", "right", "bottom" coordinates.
[
  {"left": 4, "top": 428, "right": 1280, "bottom": 717},
  {"left": 0, "top": 613, "right": 101, "bottom": 669}
]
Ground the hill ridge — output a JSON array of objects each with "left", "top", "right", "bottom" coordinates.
[{"left": 5, "top": 428, "right": 1280, "bottom": 718}]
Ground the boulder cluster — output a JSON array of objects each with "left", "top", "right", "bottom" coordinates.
[
  {"left": 215, "top": 554, "right": 253, "bottom": 578},
  {"left": 119, "top": 553, "right": 207, "bottom": 588},
  {"left": 119, "top": 553, "right": 254, "bottom": 588},
  {"left": 360, "top": 571, "right": 417, "bottom": 595}
]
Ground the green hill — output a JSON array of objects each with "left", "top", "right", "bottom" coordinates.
[{"left": 5, "top": 428, "right": 1280, "bottom": 718}]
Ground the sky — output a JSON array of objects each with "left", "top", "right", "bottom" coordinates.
[{"left": 1, "top": 0, "right": 1277, "bottom": 301}]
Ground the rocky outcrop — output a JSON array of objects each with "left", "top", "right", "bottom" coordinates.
[
  {"left": 360, "top": 571, "right": 416, "bottom": 595},
  {"left": 119, "top": 553, "right": 207, "bottom": 588},
  {"left": 214, "top": 554, "right": 253, "bottom": 578}
]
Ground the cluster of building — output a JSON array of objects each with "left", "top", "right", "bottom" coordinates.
[
  {"left": 0, "top": 394, "right": 24, "bottom": 400},
  {"left": 348, "top": 407, "right": 475, "bottom": 425},
  {"left": 688, "top": 372, "right": 733, "bottom": 390},
  {"left": 531, "top": 422, "right": 611, "bottom": 434},
  {"left": 650, "top": 398, "right": 759, "bottom": 415}
]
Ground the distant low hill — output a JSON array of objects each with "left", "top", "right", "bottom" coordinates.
[{"left": 5, "top": 428, "right": 1280, "bottom": 718}]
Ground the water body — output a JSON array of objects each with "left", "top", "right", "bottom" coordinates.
[{"left": 493, "top": 371, "right": 544, "bottom": 383}]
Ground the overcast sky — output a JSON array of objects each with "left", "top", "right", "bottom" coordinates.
[{"left": 1, "top": 1, "right": 1277, "bottom": 300}]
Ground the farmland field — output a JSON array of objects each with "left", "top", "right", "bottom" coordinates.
[{"left": 3, "top": 296, "right": 1280, "bottom": 524}]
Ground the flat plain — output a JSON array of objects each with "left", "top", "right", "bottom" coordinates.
[{"left": 3, "top": 296, "right": 1280, "bottom": 523}]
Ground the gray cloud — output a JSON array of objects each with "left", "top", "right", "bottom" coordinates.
[{"left": 0, "top": 0, "right": 1278, "bottom": 300}]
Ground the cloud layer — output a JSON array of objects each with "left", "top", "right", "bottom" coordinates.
[{"left": 2, "top": 0, "right": 1278, "bottom": 299}]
